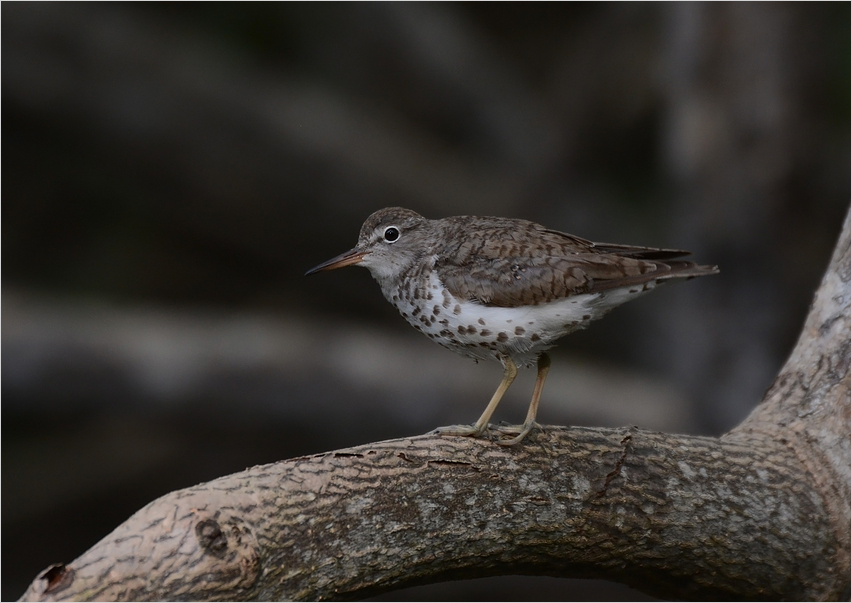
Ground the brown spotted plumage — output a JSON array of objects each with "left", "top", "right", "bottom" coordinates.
[{"left": 306, "top": 207, "right": 718, "bottom": 445}]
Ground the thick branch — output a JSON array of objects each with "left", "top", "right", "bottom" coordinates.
[
  {"left": 728, "top": 208, "right": 851, "bottom": 583},
  {"left": 18, "top": 427, "right": 843, "bottom": 602},
  {"left": 19, "top": 218, "right": 850, "bottom": 602}
]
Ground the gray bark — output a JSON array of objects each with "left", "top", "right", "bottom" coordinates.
[{"left": 19, "top": 211, "right": 850, "bottom": 602}]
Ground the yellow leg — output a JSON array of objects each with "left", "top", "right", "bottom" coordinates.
[
  {"left": 497, "top": 353, "right": 551, "bottom": 446},
  {"left": 433, "top": 356, "right": 518, "bottom": 438}
]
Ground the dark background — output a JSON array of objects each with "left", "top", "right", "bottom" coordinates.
[{"left": 3, "top": 3, "right": 849, "bottom": 600}]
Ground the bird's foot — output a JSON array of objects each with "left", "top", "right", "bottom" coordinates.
[
  {"left": 430, "top": 423, "right": 490, "bottom": 438},
  {"left": 494, "top": 421, "right": 542, "bottom": 446}
]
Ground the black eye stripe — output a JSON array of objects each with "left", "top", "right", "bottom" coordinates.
[{"left": 384, "top": 226, "right": 400, "bottom": 242}]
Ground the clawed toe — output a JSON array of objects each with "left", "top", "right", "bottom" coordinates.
[
  {"left": 495, "top": 421, "right": 542, "bottom": 446},
  {"left": 494, "top": 422, "right": 522, "bottom": 435},
  {"left": 431, "top": 424, "right": 487, "bottom": 438}
]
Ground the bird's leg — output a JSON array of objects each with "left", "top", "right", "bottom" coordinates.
[
  {"left": 497, "top": 353, "right": 551, "bottom": 446},
  {"left": 432, "top": 356, "right": 518, "bottom": 438}
]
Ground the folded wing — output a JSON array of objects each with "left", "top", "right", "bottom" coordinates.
[{"left": 436, "top": 225, "right": 718, "bottom": 308}]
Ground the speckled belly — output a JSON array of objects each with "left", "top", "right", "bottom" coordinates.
[{"left": 378, "top": 270, "right": 656, "bottom": 368}]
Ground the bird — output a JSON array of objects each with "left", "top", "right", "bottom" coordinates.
[{"left": 306, "top": 207, "right": 718, "bottom": 445}]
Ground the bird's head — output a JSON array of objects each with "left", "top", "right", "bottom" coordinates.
[{"left": 305, "top": 207, "right": 429, "bottom": 284}]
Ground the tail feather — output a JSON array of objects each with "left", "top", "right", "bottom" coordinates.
[
  {"left": 658, "top": 261, "right": 720, "bottom": 280},
  {"left": 589, "top": 243, "right": 694, "bottom": 261},
  {"left": 588, "top": 260, "right": 719, "bottom": 293}
]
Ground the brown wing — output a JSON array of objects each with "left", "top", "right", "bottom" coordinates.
[{"left": 435, "top": 222, "right": 717, "bottom": 308}]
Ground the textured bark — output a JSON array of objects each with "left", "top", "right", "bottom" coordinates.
[{"left": 19, "top": 212, "right": 850, "bottom": 602}]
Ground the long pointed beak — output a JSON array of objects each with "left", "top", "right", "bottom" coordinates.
[{"left": 305, "top": 247, "right": 368, "bottom": 275}]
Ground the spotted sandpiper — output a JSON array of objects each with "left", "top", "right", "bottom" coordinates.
[{"left": 306, "top": 207, "right": 718, "bottom": 445}]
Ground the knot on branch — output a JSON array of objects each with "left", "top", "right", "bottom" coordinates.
[
  {"left": 196, "top": 519, "right": 229, "bottom": 558},
  {"left": 185, "top": 511, "right": 263, "bottom": 594},
  {"left": 35, "top": 564, "right": 74, "bottom": 597}
]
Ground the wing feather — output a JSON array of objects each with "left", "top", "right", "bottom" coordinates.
[{"left": 435, "top": 220, "right": 717, "bottom": 308}]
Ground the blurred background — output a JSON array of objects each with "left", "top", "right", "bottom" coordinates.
[{"left": 3, "top": 3, "right": 849, "bottom": 600}]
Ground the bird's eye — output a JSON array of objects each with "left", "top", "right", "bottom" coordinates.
[{"left": 383, "top": 226, "right": 400, "bottom": 243}]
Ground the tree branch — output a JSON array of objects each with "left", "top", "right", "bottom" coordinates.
[{"left": 19, "top": 212, "right": 850, "bottom": 602}]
